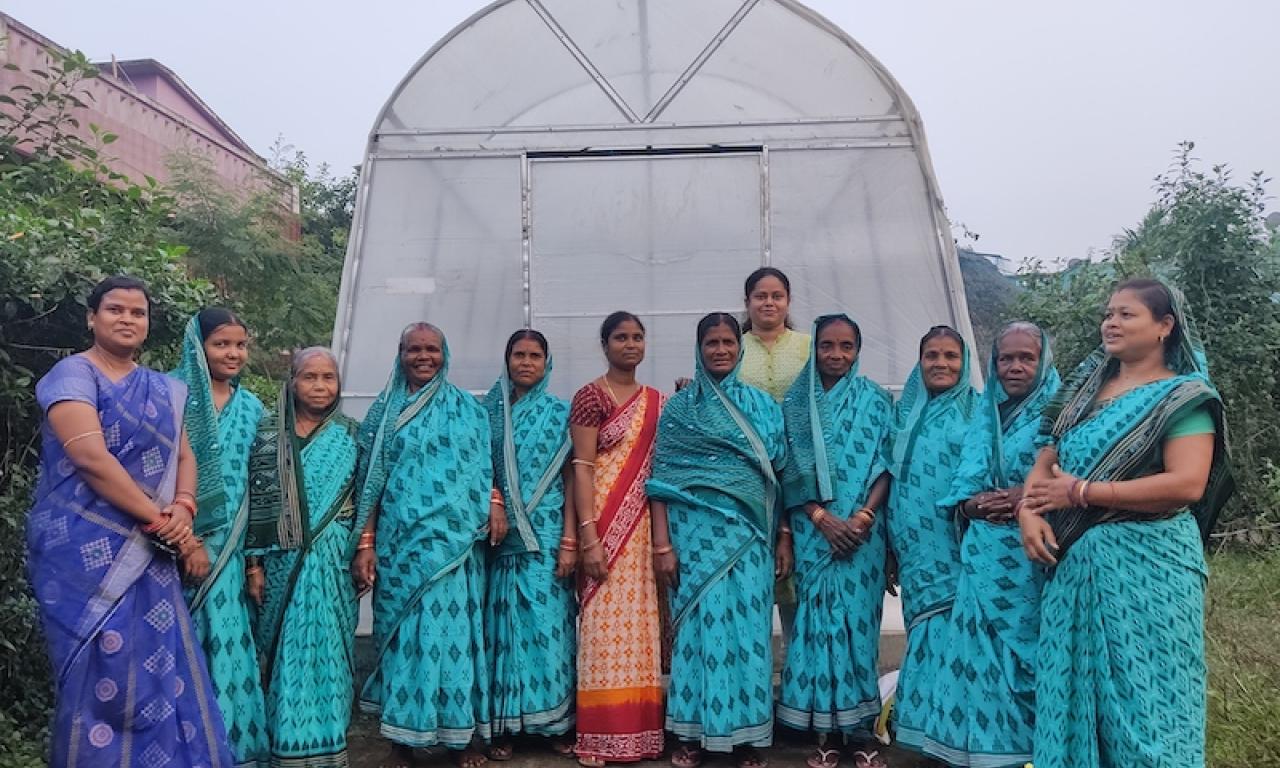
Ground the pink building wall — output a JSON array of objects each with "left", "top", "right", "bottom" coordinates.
[{"left": 0, "top": 13, "right": 296, "bottom": 213}]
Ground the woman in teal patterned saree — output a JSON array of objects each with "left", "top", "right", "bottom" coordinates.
[
  {"left": 884, "top": 326, "right": 976, "bottom": 762},
  {"left": 777, "top": 315, "right": 894, "bottom": 768},
  {"left": 1019, "top": 279, "right": 1233, "bottom": 768},
  {"left": 245, "top": 347, "right": 360, "bottom": 767},
  {"left": 647, "top": 313, "right": 790, "bottom": 768},
  {"left": 484, "top": 329, "right": 578, "bottom": 759},
  {"left": 172, "top": 308, "right": 268, "bottom": 767},
  {"left": 926, "top": 322, "right": 1059, "bottom": 767},
  {"left": 352, "top": 323, "right": 493, "bottom": 768}
]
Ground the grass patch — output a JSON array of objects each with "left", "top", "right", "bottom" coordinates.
[{"left": 1206, "top": 549, "right": 1280, "bottom": 767}]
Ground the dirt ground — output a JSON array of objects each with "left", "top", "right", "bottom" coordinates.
[{"left": 346, "top": 635, "right": 932, "bottom": 768}]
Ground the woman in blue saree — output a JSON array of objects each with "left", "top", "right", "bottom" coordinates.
[
  {"left": 245, "top": 347, "right": 361, "bottom": 767},
  {"left": 647, "top": 313, "right": 790, "bottom": 768},
  {"left": 483, "top": 329, "right": 578, "bottom": 759},
  {"left": 172, "top": 308, "right": 268, "bottom": 767},
  {"left": 28, "top": 275, "right": 234, "bottom": 767},
  {"left": 884, "top": 326, "right": 976, "bottom": 761},
  {"left": 777, "top": 315, "right": 894, "bottom": 768},
  {"left": 1019, "top": 279, "right": 1233, "bottom": 768},
  {"left": 352, "top": 323, "right": 493, "bottom": 768},
  {"left": 925, "top": 322, "right": 1059, "bottom": 767}
]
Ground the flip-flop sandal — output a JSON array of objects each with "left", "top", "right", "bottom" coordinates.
[
  {"left": 671, "top": 745, "right": 705, "bottom": 768},
  {"left": 451, "top": 748, "right": 489, "bottom": 768},
  {"left": 734, "top": 747, "right": 768, "bottom": 768},
  {"left": 849, "top": 750, "right": 889, "bottom": 768},
  {"left": 577, "top": 756, "right": 606, "bottom": 768},
  {"left": 807, "top": 748, "right": 841, "bottom": 768}
]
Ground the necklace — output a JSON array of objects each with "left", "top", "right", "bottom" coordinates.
[
  {"left": 88, "top": 347, "right": 136, "bottom": 378},
  {"left": 601, "top": 375, "right": 621, "bottom": 405}
]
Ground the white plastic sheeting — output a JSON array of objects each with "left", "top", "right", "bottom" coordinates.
[{"left": 334, "top": 0, "right": 975, "bottom": 412}]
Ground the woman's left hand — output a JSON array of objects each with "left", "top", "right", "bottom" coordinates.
[
  {"left": 554, "top": 545, "right": 577, "bottom": 579},
  {"left": 1022, "top": 465, "right": 1078, "bottom": 516},
  {"left": 775, "top": 535, "right": 794, "bottom": 579},
  {"left": 488, "top": 503, "right": 509, "bottom": 546}
]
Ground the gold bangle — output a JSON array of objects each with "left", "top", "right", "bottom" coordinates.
[
  {"left": 61, "top": 430, "right": 103, "bottom": 449},
  {"left": 651, "top": 544, "right": 673, "bottom": 555},
  {"left": 571, "top": 458, "right": 595, "bottom": 469},
  {"left": 580, "top": 540, "right": 602, "bottom": 552},
  {"left": 810, "top": 507, "right": 827, "bottom": 525},
  {"left": 578, "top": 517, "right": 599, "bottom": 529},
  {"left": 356, "top": 542, "right": 375, "bottom": 551}
]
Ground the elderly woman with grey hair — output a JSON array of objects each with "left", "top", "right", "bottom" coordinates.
[{"left": 244, "top": 346, "right": 363, "bottom": 767}]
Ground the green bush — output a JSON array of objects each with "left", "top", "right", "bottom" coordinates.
[{"left": 1010, "top": 143, "right": 1280, "bottom": 525}]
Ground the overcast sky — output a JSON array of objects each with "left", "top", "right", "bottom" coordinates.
[{"left": 7, "top": 0, "right": 1277, "bottom": 266}]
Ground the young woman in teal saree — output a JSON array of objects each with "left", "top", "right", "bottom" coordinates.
[
  {"left": 172, "top": 308, "right": 268, "bottom": 767},
  {"left": 925, "top": 322, "right": 1060, "bottom": 767},
  {"left": 776, "top": 315, "right": 893, "bottom": 768},
  {"left": 245, "top": 347, "right": 361, "bottom": 767},
  {"left": 647, "top": 313, "right": 790, "bottom": 768},
  {"left": 1019, "top": 279, "right": 1233, "bottom": 768},
  {"left": 483, "top": 330, "right": 578, "bottom": 758},
  {"left": 884, "top": 326, "right": 976, "bottom": 761},
  {"left": 352, "top": 323, "right": 493, "bottom": 768}
]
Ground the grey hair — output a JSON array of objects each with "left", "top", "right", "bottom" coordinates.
[
  {"left": 398, "top": 322, "right": 444, "bottom": 352},
  {"left": 290, "top": 346, "right": 338, "bottom": 378},
  {"left": 996, "top": 321, "right": 1043, "bottom": 347}
]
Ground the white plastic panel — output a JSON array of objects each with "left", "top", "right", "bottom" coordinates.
[
  {"left": 537, "top": 0, "right": 747, "bottom": 119},
  {"left": 659, "top": 0, "right": 899, "bottom": 123},
  {"left": 378, "top": 0, "right": 626, "bottom": 132},
  {"left": 339, "top": 157, "right": 525, "bottom": 416},
  {"left": 529, "top": 153, "right": 764, "bottom": 397},
  {"left": 768, "top": 147, "right": 961, "bottom": 388}
]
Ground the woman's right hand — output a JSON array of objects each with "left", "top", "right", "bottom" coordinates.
[
  {"left": 352, "top": 548, "right": 377, "bottom": 596},
  {"left": 1017, "top": 504, "right": 1059, "bottom": 565},
  {"left": 812, "top": 507, "right": 861, "bottom": 557},
  {"left": 580, "top": 542, "right": 608, "bottom": 582},
  {"left": 653, "top": 547, "right": 679, "bottom": 589},
  {"left": 179, "top": 541, "right": 211, "bottom": 583},
  {"left": 246, "top": 567, "right": 265, "bottom": 606}
]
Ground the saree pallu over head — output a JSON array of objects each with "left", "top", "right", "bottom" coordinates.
[
  {"left": 171, "top": 315, "right": 266, "bottom": 600},
  {"left": 781, "top": 314, "right": 893, "bottom": 521},
  {"left": 1040, "top": 284, "right": 1235, "bottom": 557},
  {"left": 247, "top": 381, "right": 360, "bottom": 669},
  {"left": 941, "top": 325, "right": 1061, "bottom": 506},
  {"left": 645, "top": 339, "right": 786, "bottom": 629},
  {"left": 28, "top": 357, "right": 234, "bottom": 767},
  {"left": 355, "top": 340, "right": 493, "bottom": 703},
  {"left": 484, "top": 352, "right": 571, "bottom": 555},
  {"left": 884, "top": 344, "right": 976, "bottom": 626}
]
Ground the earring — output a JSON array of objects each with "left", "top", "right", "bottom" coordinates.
[{"left": 1158, "top": 334, "right": 1165, "bottom": 343}]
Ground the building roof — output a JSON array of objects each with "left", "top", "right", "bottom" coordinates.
[{"left": 91, "top": 57, "right": 258, "bottom": 157}]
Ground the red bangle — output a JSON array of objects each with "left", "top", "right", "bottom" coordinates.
[
  {"left": 143, "top": 509, "right": 172, "bottom": 534},
  {"left": 172, "top": 496, "right": 197, "bottom": 517}
]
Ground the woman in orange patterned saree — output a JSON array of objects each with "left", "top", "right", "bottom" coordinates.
[{"left": 570, "top": 311, "right": 667, "bottom": 767}]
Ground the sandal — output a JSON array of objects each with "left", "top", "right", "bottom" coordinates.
[
  {"left": 577, "top": 756, "right": 606, "bottom": 768},
  {"left": 733, "top": 746, "right": 767, "bottom": 768},
  {"left": 489, "top": 741, "right": 514, "bottom": 762},
  {"left": 849, "top": 750, "right": 889, "bottom": 768},
  {"left": 807, "top": 748, "right": 841, "bottom": 768},
  {"left": 550, "top": 737, "right": 576, "bottom": 757},
  {"left": 451, "top": 747, "right": 489, "bottom": 768},
  {"left": 671, "top": 745, "right": 705, "bottom": 768}
]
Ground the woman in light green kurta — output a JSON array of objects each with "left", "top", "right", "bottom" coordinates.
[
  {"left": 1019, "top": 279, "right": 1233, "bottom": 767},
  {"left": 353, "top": 323, "right": 493, "bottom": 768},
  {"left": 173, "top": 308, "right": 268, "bottom": 768},
  {"left": 246, "top": 347, "right": 361, "bottom": 768}
]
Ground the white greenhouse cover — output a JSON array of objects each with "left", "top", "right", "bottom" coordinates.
[{"left": 333, "top": 0, "right": 976, "bottom": 413}]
